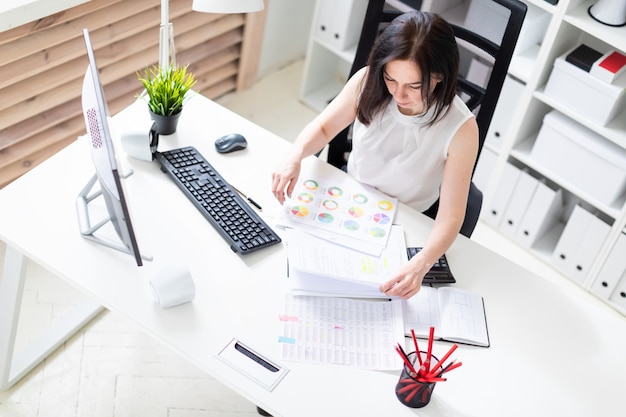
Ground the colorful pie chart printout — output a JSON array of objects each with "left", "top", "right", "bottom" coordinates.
[{"left": 282, "top": 175, "right": 398, "bottom": 247}]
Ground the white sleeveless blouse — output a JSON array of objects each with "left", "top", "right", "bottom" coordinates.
[{"left": 347, "top": 95, "right": 473, "bottom": 212}]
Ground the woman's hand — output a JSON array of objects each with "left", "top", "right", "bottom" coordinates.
[
  {"left": 380, "top": 255, "right": 432, "bottom": 299},
  {"left": 271, "top": 157, "right": 301, "bottom": 205}
]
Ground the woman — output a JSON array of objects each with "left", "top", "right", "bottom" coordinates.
[{"left": 271, "top": 11, "right": 479, "bottom": 299}]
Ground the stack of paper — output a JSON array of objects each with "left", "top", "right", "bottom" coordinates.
[{"left": 286, "top": 225, "right": 408, "bottom": 298}]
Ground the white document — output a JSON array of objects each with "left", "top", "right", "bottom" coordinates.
[
  {"left": 286, "top": 225, "right": 408, "bottom": 287},
  {"left": 405, "top": 286, "right": 490, "bottom": 348},
  {"left": 278, "top": 173, "right": 399, "bottom": 255},
  {"left": 278, "top": 294, "right": 405, "bottom": 370}
]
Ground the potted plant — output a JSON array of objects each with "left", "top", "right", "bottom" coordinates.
[{"left": 137, "top": 64, "right": 197, "bottom": 135}]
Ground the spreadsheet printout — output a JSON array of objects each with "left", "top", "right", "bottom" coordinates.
[{"left": 278, "top": 295, "right": 404, "bottom": 370}]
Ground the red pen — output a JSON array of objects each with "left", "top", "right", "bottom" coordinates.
[
  {"left": 397, "top": 382, "right": 420, "bottom": 395},
  {"left": 425, "top": 326, "right": 435, "bottom": 374},
  {"left": 427, "top": 343, "right": 458, "bottom": 377},
  {"left": 410, "top": 329, "right": 423, "bottom": 369},
  {"left": 404, "top": 385, "right": 421, "bottom": 402},
  {"left": 395, "top": 345, "right": 417, "bottom": 377},
  {"left": 439, "top": 360, "right": 462, "bottom": 375}
]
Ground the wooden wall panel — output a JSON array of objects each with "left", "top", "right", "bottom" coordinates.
[{"left": 0, "top": 0, "right": 266, "bottom": 188}]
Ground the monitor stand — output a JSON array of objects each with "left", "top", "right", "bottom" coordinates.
[{"left": 76, "top": 171, "right": 153, "bottom": 262}]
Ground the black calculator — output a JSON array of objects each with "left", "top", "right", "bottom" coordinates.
[{"left": 407, "top": 247, "right": 456, "bottom": 284}]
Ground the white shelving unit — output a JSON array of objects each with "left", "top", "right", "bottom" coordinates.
[
  {"left": 473, "top": 0, "right": 626, "bottom": 315},
  {"left": 300, "top": 0, "right": 626, "bottom": 315},
  {"left": 299, "top": 0, "right": 369, "bottom": 112}
]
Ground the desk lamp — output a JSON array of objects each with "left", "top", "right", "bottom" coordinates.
[{"left": 159, "top": 0, "right": 265, "bottom": 68}]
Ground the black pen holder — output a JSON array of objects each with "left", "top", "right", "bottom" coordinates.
[{"left": 395, "top": 351, "right": 440, "bottom": 408}]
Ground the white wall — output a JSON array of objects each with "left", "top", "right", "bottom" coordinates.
[{"left": 257, "top": 0, "right": 316, "bottom": 79}]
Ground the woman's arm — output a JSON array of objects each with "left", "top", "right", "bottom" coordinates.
[
  {"left": 380, "top": 116, "right": 479, "bottom": 299},
  {"left": 271, "top": 68, "right": 366, "bottom": 204}
]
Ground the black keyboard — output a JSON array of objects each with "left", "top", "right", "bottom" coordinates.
[{"left": 156, "top": 146, "right": 281, "bottom": 254}]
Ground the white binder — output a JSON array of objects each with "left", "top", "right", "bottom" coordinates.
[
  {"left": 485, "top": 75, "right": 525, "bottom": 150},
  {"left": 314, "top": 0, "right": 368, "bottom": 50},
  {"left": 483, "top": 162, "right": 521, "bottom": 227},
  {"left": 314, "top": 0, "right": 336, "bottom": 44},
  {"left": 591, "top": 232, "right": 626, "bottom": 300},
  {"left": 329, "top": 0, "right": 368, "bottom": 50},
  {"left": 568, "top": 215, "right": 611, "bottom": 284},
  {"left": 500, "top": 170, "right": 538, "bottom": 237},
  {"left": 551, "top": 205, "right": 593, "bottom": 279},
  {"left": 608, "top": 274, "right": 626, "bottom": 311},
  {"left": 515, "top": 181, "right": 563, "bottom": 248},
  {"left": 473, "top": 148, "right": 497, "bottom": 194}
]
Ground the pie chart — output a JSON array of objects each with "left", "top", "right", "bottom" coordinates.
[
  {"left": 347, "top": 206, "right": 364, "bottom": 218},
  {"left": 343, "top": 220, "right": 360, "bottom": 231},
  {"left": 290, "top": 205, "right": 309, "bottom": 217},
  {"left": 302, "top": 179, "right": 319, "bottom": 190},
  {"left": 369, "top": 227, "right": 386, "bottom": 238},
  {"left": 297, "top": 192, "right": 314, "bottom": 203},
  {"left": 317, "top": 213, "right": 334, "bottom": 224},
  {"left": 322, "top": 199, "right": 339, "bottom": 210},
  {"left": 377, "top": 200, "right": 394, "bottom": 211},
  {"left": 327, "top": 186, "right": 343, "bottom": 197},
  {"left": 372, "top": 213, "right": 390, "bottom": 225},
  {"left": 352, "top": 193, "right": 368, "bottom": 204}
]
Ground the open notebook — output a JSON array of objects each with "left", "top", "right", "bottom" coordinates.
[{"left": 405, "top": 286, "right": 490, "bottom": 347}]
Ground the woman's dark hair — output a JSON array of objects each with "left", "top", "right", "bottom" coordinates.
[{"left": 357, "top": 11, "right": 459, "bottom": 126}]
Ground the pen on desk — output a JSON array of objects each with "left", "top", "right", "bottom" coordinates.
[{"left": 231, "top": 184, "right": 263, "bottom": 210}]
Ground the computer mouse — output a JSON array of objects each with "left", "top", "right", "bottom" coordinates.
[{"left": 215, "top": 133, "right": 248, "bottom": 153}]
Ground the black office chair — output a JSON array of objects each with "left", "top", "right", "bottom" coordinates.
[{"left": 325, "top": 0, "right": 527, "bottom": 238}]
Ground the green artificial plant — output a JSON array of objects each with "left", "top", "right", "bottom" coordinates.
[{"left": 137, "top": 64, "right": 197, "bottom": 116}]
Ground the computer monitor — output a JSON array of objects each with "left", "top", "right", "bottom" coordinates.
[{"left": 77, "top": 28, "right": 144, "bottom": 266}]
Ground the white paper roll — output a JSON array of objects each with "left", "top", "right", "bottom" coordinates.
[
  {"left": 149, "top": 264, "right": 196, "bottom": 308},
  {"left": 120, "top": 119, "right": 158, "bottom": 161}
]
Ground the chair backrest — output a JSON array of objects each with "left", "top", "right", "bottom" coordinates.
[{"left": 325, "top": 0, "right": 527, "bottom": 171}]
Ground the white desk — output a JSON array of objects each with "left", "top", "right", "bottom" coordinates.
[{"left": 1, "top": 93, "right": 626, "bottom": 416}]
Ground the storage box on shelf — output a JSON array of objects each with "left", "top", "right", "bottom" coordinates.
[
  {"left": 530, "top": 110, "right": 626, "bottom": 208},
  {"left": 544, "top": 47, "right": 626, "bottom": 126}
]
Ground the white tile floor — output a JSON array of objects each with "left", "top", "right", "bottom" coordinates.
[{"left": 0, "top": 59, "right": 567, "bottom": 417}]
